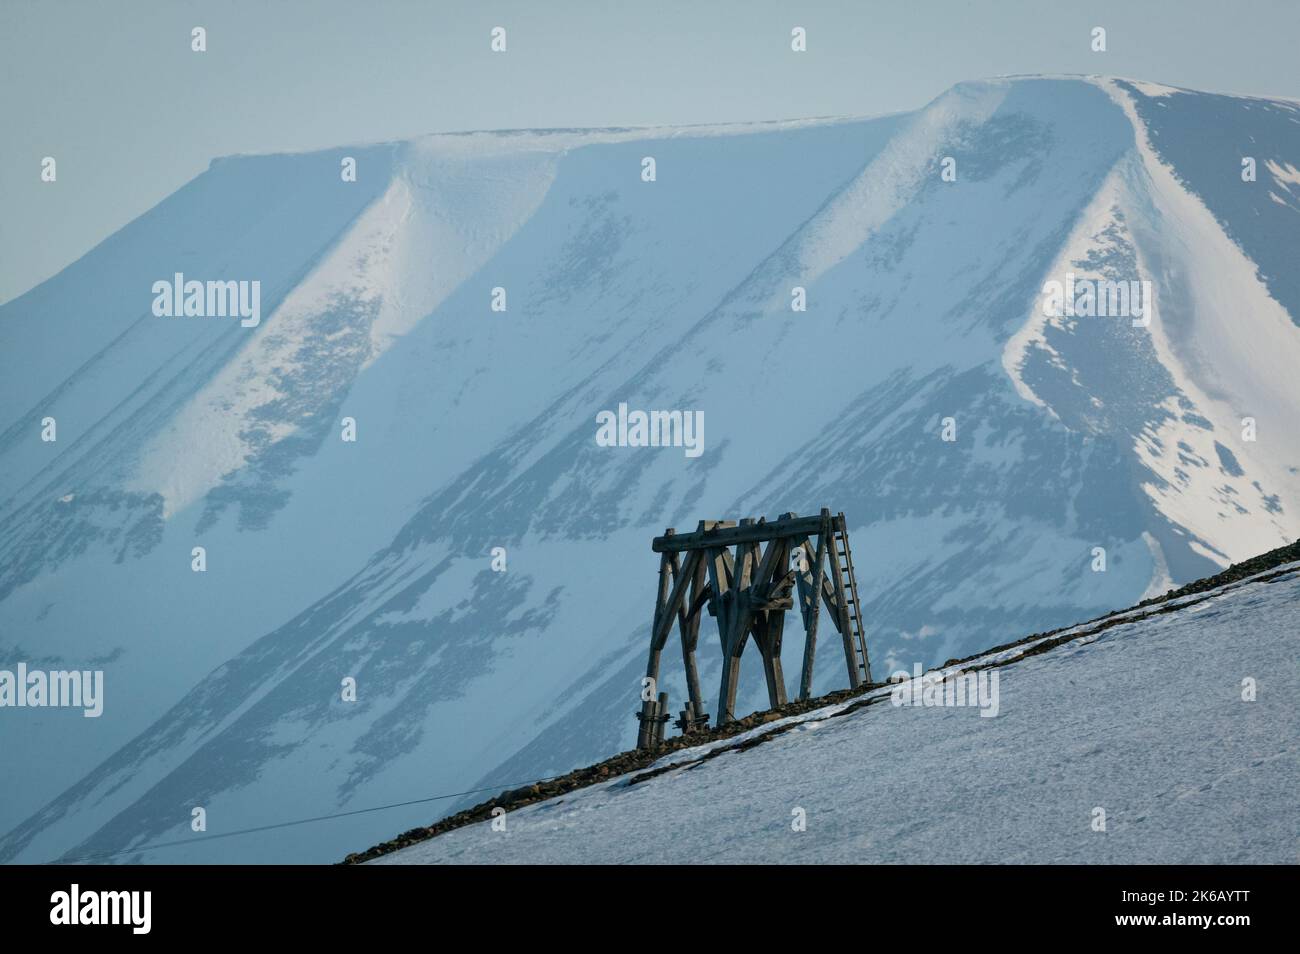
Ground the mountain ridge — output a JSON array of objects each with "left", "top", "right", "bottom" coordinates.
[{"left": 2, "top": 74, "right": 1299, "bottom": 864}]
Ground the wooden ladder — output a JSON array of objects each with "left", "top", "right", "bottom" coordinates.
[{"left": 830, "top": 512, "right": 872, "bottom": 686}]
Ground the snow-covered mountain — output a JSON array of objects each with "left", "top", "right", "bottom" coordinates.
[
  {"left": 2, "top": 75, "right": 1298, "bottom": 864},
  {"left": 368, "top": 552, "right": 1300, "bottom": 865}
]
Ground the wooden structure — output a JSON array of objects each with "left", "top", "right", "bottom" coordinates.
[{"left": 635, "top": 509, "right": 871, "bottom": 749}]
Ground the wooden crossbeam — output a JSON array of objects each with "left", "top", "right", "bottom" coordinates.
[
  {"left": 791, "top": 536, "right": 843, "bottom": 624},
  {"left": 686, "top": 582, "right": 713, "bottom": 620},
  {"left": 649, "top": 548, "right": 701, "bottom": 652},
  {"left": 652, "top": 515, "right": 822, "bottom": 552}
]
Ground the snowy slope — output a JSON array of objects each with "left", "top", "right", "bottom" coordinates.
[
  {"left": 373, "top": 559, "right": 1300, "bottom": 865},
  {"left": 2, "top": 75, "right": 1299, "bottom": 864}
]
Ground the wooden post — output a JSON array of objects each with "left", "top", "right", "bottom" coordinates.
[
  {"left": 750, "top": 535, "right": 790, "bottom": 709},
  {"left": 715, "top": 520, "right": 761, "bottom": 725},
  {"left": 767, "top": 618, "right": 788, "bottom": 706},
  {"left": 716, "top": 655, "right": 742, "bottom": 725},
  {"left": 679, "top": 556, "right": 707, "bottom": 723},
  {"left": 763, "top": 538, "right": 790, "bottom": 708},
  {"left": 637, "top": 544, "right": 675, "bottom": 749},
  {"left": 753, "top": 616, "right": 782, "bottom": 708},
  {"left": 654, "top": 691, "right": 669, "bottom": 745},
  {"left": 798, "top": 514, "right": 831, "bottom": 700}
]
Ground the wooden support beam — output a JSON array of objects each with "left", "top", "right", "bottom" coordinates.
[
  {"left": 679, "top": 556, "right": 707, "bottom": 722},
  {"left": 716, "top": 655, "right": 742, "bottom": 725},
  {"left": 751, "top": 609, "right": 790, "bottom": 709},
  {"left": 767, "top": 608, "right": 789, "bottom": 707},
  {"left": 791, "top": 537, "right": 844, "bottom": 620},
  {"left": 648, "top": 548, "right": 701, "bottom": 652},
  {"left": 638, "top": 546, "right": 675, "bottom": 750},
  {"left": 705, "top": 546, "right": 735, "bottom": 634},
  {"left": 652, "top": 515, "right": 823, "bottom": 552},
  {"left": 712, "top": 522, "right": 762, "bottom": 725},
  {"left": 746, "top": 536, "right": 793, "bottom": 709},
  {"left": 686, "top": 581, "right": 713, "bottom": 620},
  {"left": 749, "top": 530, "right": 786, "bottom": 598},
  {"left": 797, "top": 512, "right": 832, "bottom": 700},
  {"left": 769, "top": 569, "right": 795, "bottom": 601},
  {"left": 717, "top": 606, "right": 748, "bottom": 723},
  {"left": 733, "top": 522, "right": 758, "bottom": 599}
]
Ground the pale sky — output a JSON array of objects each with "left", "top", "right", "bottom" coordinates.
[{"left": 3, "top": 0, "right": 1298, "bottom": 304}]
